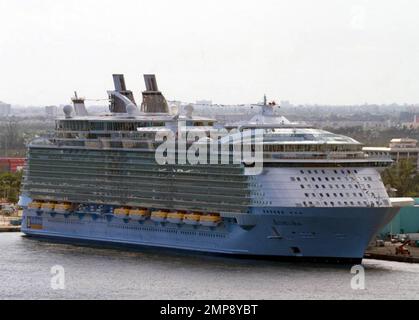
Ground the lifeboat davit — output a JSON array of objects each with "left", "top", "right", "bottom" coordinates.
[
  {"left": 200, "top": 213, "right": 222, "bottom": 227},
  {"left": 184, "top": 213, "right": 201, "bottom": 225},
  {"left": 129, "top": 208, "right": 150, "bottom": 221},
  {"left": 167, "top": 211, "right": 185, "bottom": 224},
  {"left": 151, "top": 210, "right": 168, "bottom": 222}
]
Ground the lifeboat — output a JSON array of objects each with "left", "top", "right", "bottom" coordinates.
[
  {"left": 167, "top": 211, "right": 185, "bottom": 224},
  {"left": 28, "top": 201, "right": 42, "bottom": 210},
  {"left": 200, "top": 213, "right": 222, "bottom": 227},
  {"left": 55, "top": 202, "right": 72, "bottom": 214},
  {"left": 151, "top": 210, "right": 168, "bottom": 223},
  {"left": 184, "top": 213, "right": 201, "bottom": 225},
  {"left": 41, "top": 202, "right": 55, "bottom": 213},
  {"left": 129, "top": 208, "right": 150, "bottom": 221},
  {"left": 114, "top": 207, "right": 130, "bottom": 218}
]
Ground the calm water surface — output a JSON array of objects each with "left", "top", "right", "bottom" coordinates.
[{"left": 0, "top": 233, "right": 418, "bottom": 300}]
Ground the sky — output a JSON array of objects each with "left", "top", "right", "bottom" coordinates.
[{"left": 0, "top": 0, "right": 418, "bottom": 106}]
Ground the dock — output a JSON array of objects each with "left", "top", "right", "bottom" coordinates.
[
  {"left": 0, "top": 225, "right": 21, "bottom": 232},
  {"left": 365, "top": 243, "right": 419, "bottom": 263},
  {"left": 0, "top": 216, "right": 22, "bottom": 232}
]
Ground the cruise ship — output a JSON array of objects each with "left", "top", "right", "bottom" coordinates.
[{"left": 19, "top": 74, "right": 407, "bottom": 263}]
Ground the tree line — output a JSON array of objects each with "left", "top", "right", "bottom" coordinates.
[
  {"left": 381, "top": 159, "right": 419, "bottom": 197},
  {"left": 0, "top": 171, "right": 22, "bottom": 203}
]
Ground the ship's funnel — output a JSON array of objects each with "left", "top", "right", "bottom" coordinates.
[
  {"left": 113, "top": 74, "right": 127, "bottom": 92},
  {"left": 109, "top": 74, "right": 137, "bottom": 113},
  {"left": 72, "top": 91, "right": 88, "bottom": 116},
  {"left": 144, "top": 74, "right": 159, "bottom": 91},
  {"left": 141, "top": 74, "right": 169, "bottom": 113}
]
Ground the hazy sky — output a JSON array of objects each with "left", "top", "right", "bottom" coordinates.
[{"left": 1, "top": 0, "right": 418, "bottom": 106}]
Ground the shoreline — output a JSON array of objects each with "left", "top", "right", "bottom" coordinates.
[
  {"left": 1, "top": 230, "right": 418, "bottom": 263},
  {"left": 0, "top": 226, "right": 21, "bottom": 232}
]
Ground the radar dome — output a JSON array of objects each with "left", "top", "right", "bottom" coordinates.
[
  {"left": 63, "top": 105, "right": 73, "bottom": 118},
  {"left": 126, "top": 103, "right": 137, "bottom": 116}
]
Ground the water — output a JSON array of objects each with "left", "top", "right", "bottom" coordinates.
[{"left": 0, "top": 233, "right": 418, "bottom": 300}]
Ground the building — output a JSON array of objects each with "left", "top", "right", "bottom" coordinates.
[
  {"left": 380, "top": 198, "right": 419, "bottom": 235},
  {"left": 401, "top": 114, "right": 419, "bottom": 129},
  {"left": 363, "top": 138, "right": 419, "bottom": 172},
  {"left": 45, "top": 105, "right": 58, "bottom": 118},
  {"left": 195, "top": 100, "right": 213, "bottom": 106},
  {"left": 0, "top": 102, "right": 11, "bottom": 117},
  {"left": 0, "top": 158, "right": 25, "bottom": 173}
]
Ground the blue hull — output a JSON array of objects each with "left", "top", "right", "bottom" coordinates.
[{"left": 21, "top": 206, "right": 399, "bottom": 262}]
